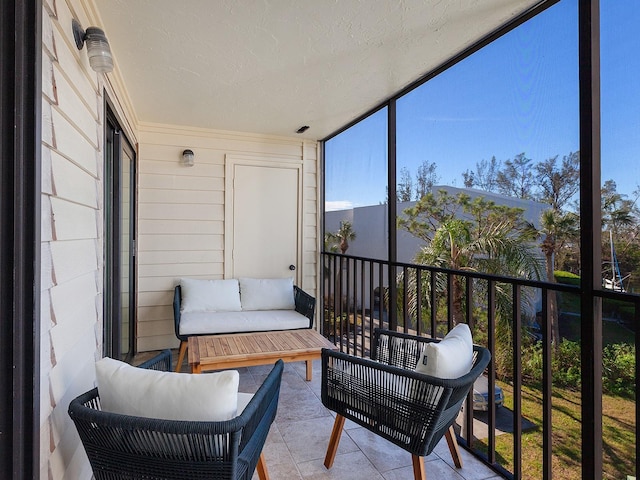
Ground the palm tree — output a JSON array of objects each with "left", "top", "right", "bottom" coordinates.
[
  {"left": 325, "top": 220, "right": 356, "bottom": 254},
  {"left": 415, "top": 216, "right": 541, "bottom": 324},
  {"left": 324, "top": 221, "right": 357, "bottom": 327},
  {"left": 399, "top": 191, "right": 542, "bottom": 326},
  {"left": 539, "top": 209, "right": 579, "bottom": 347}
]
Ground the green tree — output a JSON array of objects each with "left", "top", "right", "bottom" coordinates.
[
  {"left": 535, "top": 152, "right": 580, "bottom": 211},
  {"left": 324, "top": 221, "right": 357, "bottom": 322},
  {"left": 601, "top": 180, "right": 635, "bottom": 233},
  {"left": 601, "top": 180, "right": 640, "bottom": 290},
  {"left": 399, "top": 190, "right": 542, "bottom": 324},
  {"left": 415, "top": 160, "right": 439, "bottom": 199},
  {"left": 397, "top": 167, "right": 413, "bottom": 202},
  {"left": 496, "top": 152, "right": 535, "bottom": 199},
  {"left": 325, "top": 220, "right": 357, "bottom": 254},
  {"left": 539, "top": 209, "right": 579, "bottom": 347},
  {"left": 462, "top": 156, "right": 500, "bottom": 191}
]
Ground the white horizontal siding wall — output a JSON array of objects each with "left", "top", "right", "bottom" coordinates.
[
  {"left": 137, "top": 124, "right": 319, "bottom": 351},
  {"left": 41, "top": 0, "right": 137, "bottom": 478}
]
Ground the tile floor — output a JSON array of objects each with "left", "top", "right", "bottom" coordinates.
[{"left": 144, "top": 350, "right": 505, "bottom": 480}]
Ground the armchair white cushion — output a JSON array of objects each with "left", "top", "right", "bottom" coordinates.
[
  {"left": 415, "top": 323, "right": 473, "bottom": 379},
  {"left": 95, "top": 357, "right": 239, "bottom": 421}
]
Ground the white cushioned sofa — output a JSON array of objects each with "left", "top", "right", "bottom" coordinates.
[{"left": 173, "top": 277, "right": 315, "bottom": 371}]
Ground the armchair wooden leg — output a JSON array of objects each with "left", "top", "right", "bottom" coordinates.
[
  {"left": 175, "top": 341, "right": 187, "bottom": 373},
  {"left": 324, "top": 414, "right": 346, "bottom": 469},
  {"left": 256, "top": 452, "right": 270, "bottom": 480},
  {"left": 445, "top": 425, "right": 463, "bottom": 468},
  {"left": 411, "top": 455, "right": 426, "bottom": 480}
]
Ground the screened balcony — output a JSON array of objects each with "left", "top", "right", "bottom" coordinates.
[{"left": 3, "top": 1, "right": 637, "bottom": 479}]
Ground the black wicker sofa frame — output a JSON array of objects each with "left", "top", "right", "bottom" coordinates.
[{"left": 173, "top": 284, "right": 315, "bottom": 372}]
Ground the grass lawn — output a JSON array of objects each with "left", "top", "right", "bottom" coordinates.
[
  {"left": 559, "top": 313, "right": 635, "bottom": 346},
  {"left": 557, "top": 291, "right": 636, "bottom": 345},
  {"left": 473, "top": 381, "right": 636, "bottom": 479}
]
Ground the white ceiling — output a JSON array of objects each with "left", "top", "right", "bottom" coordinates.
[{"left": 95, "top": 0, "right": 543, "bottom": 140}]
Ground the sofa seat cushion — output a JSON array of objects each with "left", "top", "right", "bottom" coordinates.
[{"left": 179, "top": 309, "right": 310, "bottom": 336}]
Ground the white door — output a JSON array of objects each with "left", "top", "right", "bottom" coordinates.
[{"left": 225, "top": 159, "right": 301, "bottom": 280}]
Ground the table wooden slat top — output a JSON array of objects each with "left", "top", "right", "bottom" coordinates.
[{"left": 188, "top": 329, "right": 337, "bottom": 380}]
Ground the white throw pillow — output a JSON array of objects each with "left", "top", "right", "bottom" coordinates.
[
  {"left": 180, "top": 278, "right": 242, "bottom": 313},
  {"left": 239, "top": 277, "right": 295, "bottom": 311},
  {"left": 95, "top": 357, "right": 239, "bottom": 421},
  {"left": 415, "top": 323, "right": 473, "bottom": 379}
]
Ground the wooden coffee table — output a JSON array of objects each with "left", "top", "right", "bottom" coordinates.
[{"left": 188, "top": 329, "right": 337, "bottom": 380}]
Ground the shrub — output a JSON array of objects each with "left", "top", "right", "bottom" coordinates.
[
  {"left": 552, "top": 341, "right": 582, "bottom": 388},
  {"left": 514, "top": 340, "right": 635, "bottom": 399},
  {"left": 554, "top": 270, "right": 580, "bottom": 286},
  {"left": 602, "top": 343, "right": 635, "bottom": 398}
]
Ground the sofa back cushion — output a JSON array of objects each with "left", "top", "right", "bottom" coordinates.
[
  {"left": 239, "top": 277, "right": 295, "bottom": 311},
  {"left": 180, "top": 278, "right": 242, "bottom": 313},
  {"left": 96, "top": 357, "right": 239, "bottom": 421}
]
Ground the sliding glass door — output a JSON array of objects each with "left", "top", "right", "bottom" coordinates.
[{"left": 104, "top": 101, "right": 136, "bottom": 360}]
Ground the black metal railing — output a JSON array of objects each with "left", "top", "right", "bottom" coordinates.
[{"left": 320, "top": 251, "right": 639, "bottom": 479}]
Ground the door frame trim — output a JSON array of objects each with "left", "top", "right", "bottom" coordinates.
[
  {"left": 224, "top": 154, "right": 303, "bottom": 281},
  {"left": 0, "top": 0, "right": 42, "bottom": 476}
]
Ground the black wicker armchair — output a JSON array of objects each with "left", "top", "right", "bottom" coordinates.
[
  {"left": 321, "top": 329, "right": 491, "bottom": 480},
  {"left": 69, "top": 350, "right": 284, "bottom": 480}
]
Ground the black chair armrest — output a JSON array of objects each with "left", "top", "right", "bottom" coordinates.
[
  {"left": 136, "top": 349, "right": 173, "bottom": 371},
  {"left": 235, "top": 360, "right": 283, "bottom": 468},
  {"left": 173, "top": 285, "right": 188, "bottom": 341},
  {"left": 294, "top": 285, "right": 315, "bottom": 328}
]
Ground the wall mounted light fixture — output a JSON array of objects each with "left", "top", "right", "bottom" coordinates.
[
  {"left": 182, "top": 149, "right": 195, "bottom": 167},
  {"left": 72, "top": 19, "right": 114, "bottom": 73}
]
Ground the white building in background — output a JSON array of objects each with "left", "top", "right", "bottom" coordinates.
[
  {"left": 325, "top": 185, "right": 548, "bottom": 314},
  {"left": 326, "top": 185, "right": 549, "bottom": 264}
]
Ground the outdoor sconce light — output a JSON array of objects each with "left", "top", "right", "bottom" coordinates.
[
  {"left": 182, "top": 149, "right": 195, "bottom": 167},
  {"left": 72, "top": 19, "right": 114, "bottom": 73}
]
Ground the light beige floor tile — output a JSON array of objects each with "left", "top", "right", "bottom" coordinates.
[
  {"left": 297, "top": 450, "right": 385, "bottom": 479},
  {"left": 278, "top": 416, "right": 359, "bottom": 464},
  {"left": 383, "top": 457, "right": 466, "bottom": 480}
]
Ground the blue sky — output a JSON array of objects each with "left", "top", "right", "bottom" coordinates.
[{"left": 325, "top": 0, "right": 639, "bottom": 211}]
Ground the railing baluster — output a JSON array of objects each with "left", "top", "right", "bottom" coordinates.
[
  {"left": 430, "top": 270, "right": 437, "bottom": 337},
  {"left": 416, "top": 269, "right": 422, "bottom": 336},
  {"left": 487, "top": 279, "right": 496, "bottom": 464},
  {"left": 635, "top": 298, "right": 639, "bottom": 480},
  {"left": 354, "top": 258, "right": 360, "bottom": 356},
  {"left": 378, "top": 262, "right": 384, "bottom": 330},
  {"left": 513, "top": 284, "right": 523, "bottom": 479},
  {"left": 345, "top": 257, "right": 352, "bottom": 355},
  {"left": 331, "top": 255, "right": 338, "bottom": 344},
  {"left": 402, "top": 266, "right": 409, "bottom": 333},
  {"left": 447, "top": 273, "right": 454, "bottom": 331},
  {"left": 369, "top": 260, "right": 375, "bottom": 352},
  {"left": 542, "top": 288, "right": 553, "bottom": 480},
  {"left": 466, "top": 275, "right": 473, "bottom": 329},
  {"left": 359, "top": 259, "right": 365, "bottom": 357}
]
